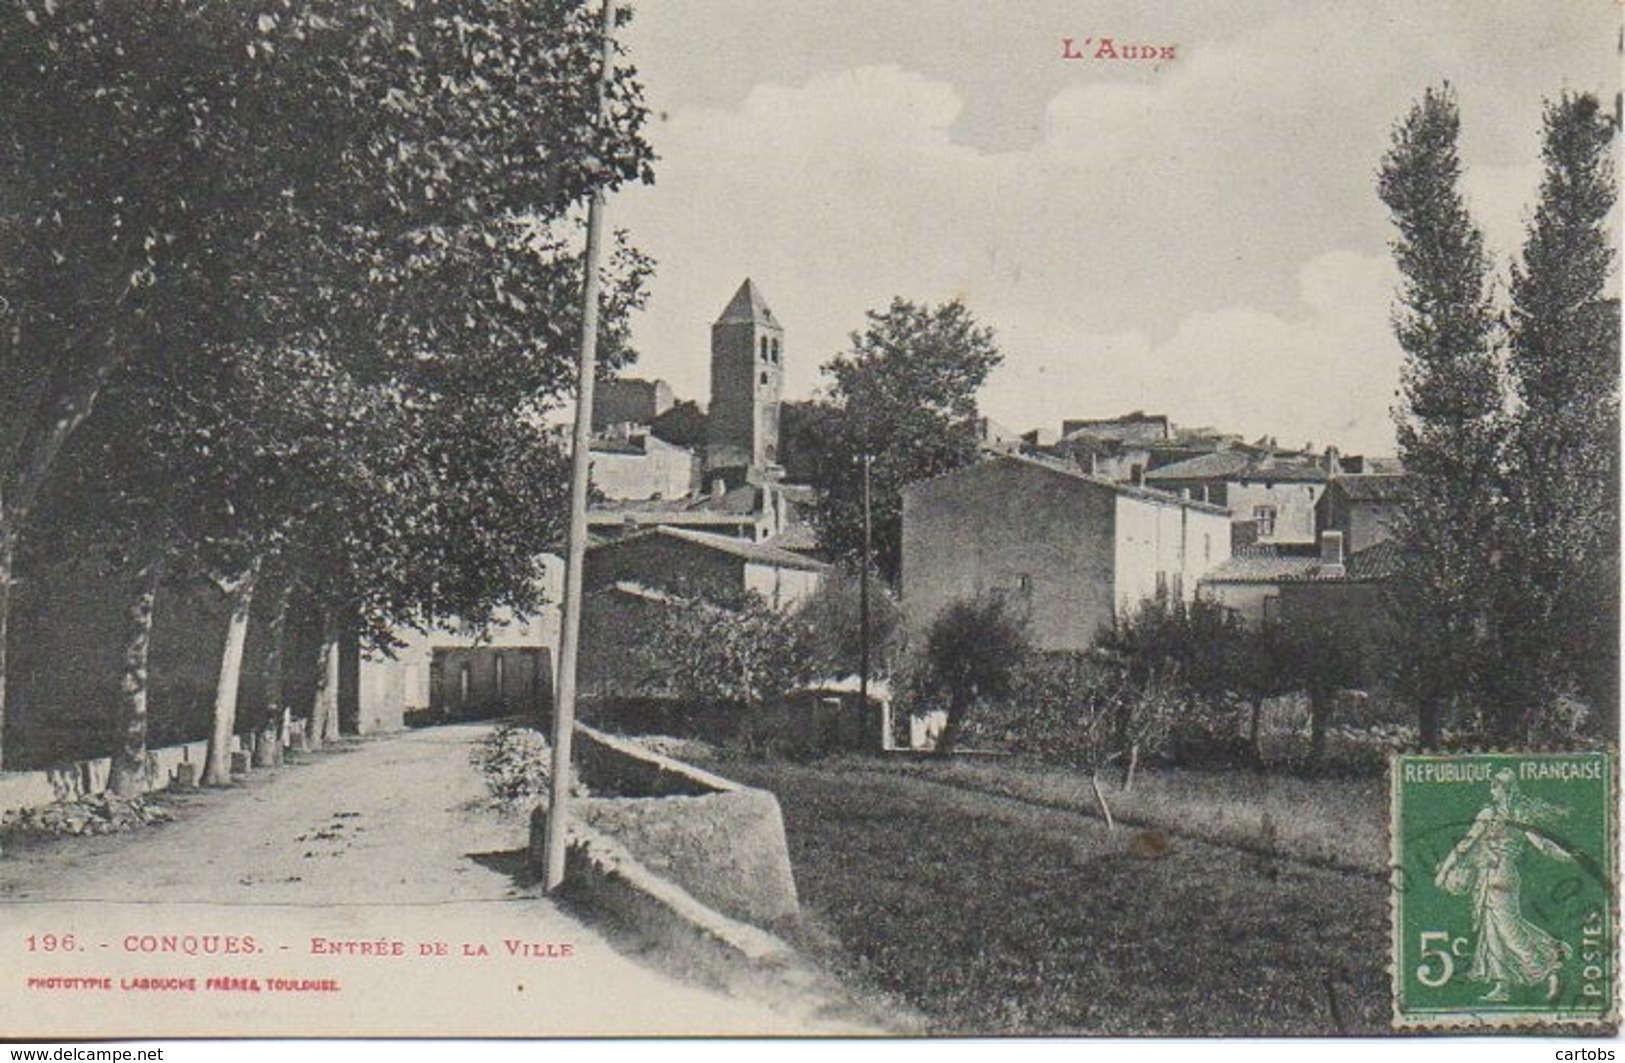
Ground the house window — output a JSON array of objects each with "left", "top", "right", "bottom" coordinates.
[
  {"left": 1262, "top": 595, "right": 1281, "bottom": 627},
  {"left": 458, "top": 663, "right": 471, "bottom": 704},
  {"left": 494, "top": 654, "right": 505, "bottom": 698},
  {"left": 1253, "top": 505, "right": 1277, "bottom": 539},
  {"left": 1204, "top": 533, "right": 1212, "bottom": 563}
]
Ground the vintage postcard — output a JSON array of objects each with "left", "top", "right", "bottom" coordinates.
[{"left": 0, "top": 0, "right": 1619, "bottom": 1044}]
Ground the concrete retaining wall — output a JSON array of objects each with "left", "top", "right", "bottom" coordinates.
[{"left": 537, "top": 724, "right": 799, "bottom": 929}]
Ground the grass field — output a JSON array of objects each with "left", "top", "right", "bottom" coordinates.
[
  {"left": 872, "top": 755, "right": 1389, "bottom": 874},
  {"left": 709, "top": 755, "right": 1391, "bottom": 1036}
]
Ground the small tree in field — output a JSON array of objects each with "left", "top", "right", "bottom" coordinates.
[
  {"left": 1001, "top": 651, "right": 1185, "bottom": 828},
  {"left": 918, "top": 594, "right": 1030, "bottom": 755}
]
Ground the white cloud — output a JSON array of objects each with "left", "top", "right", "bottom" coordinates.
[{"left": 613, "top": 1, "right": 1617, "bottom": 457}]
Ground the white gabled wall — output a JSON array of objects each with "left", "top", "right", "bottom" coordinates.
[{"left": 1113, "top": 494, "right": 1232, "bottom": 617}]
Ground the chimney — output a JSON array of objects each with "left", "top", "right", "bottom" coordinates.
[
  {"left": 710, "top": 476, "right": 728, "bottom": 501},
  {"left": 1130, "top": 463, "right": 1145, "bottom": 487},
  {"left": 1319, "top": 530, "right": 1346, "bottom": 578},
  {"left": 1324, "top": 445, "right": 1341, "bottom": 477}
]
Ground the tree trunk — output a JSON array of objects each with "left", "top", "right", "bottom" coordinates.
[
  {"left": 254, "top": 582, "right": 292, "bottom": 768},
  {"left": 1122, "top": 742, "right": 1140, "bottom": 794},
  {"left": 310, "top": 606, "right": 341, "bottom": 748},
  {"left": 935, "top": 694, "right": 967, "bottom": 756},
  {"left": 1091, "top": 769, "right": 1117, "bottom": 832},
  {"left": 1248, "top": 697, "right": 1264, "bottom": 768},
  {"left": 1309, "top": 688, "right": 1331, "bottom": 764},
  {"left": 0, "top": 519, "right": 14, "bottom": 773},
  {"left": 202, "top": 571, "right": 257, "bottom": 787},
  {"left": 109, "top": 553, "right": 165, "bottom": 797},
  {"left": 1418, "top": 694, "right": 1443, "bottom": 750}
]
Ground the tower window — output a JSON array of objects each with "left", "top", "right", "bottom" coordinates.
[
  {"left": 760, "top": 336, "right": 770, "bottom": 361},
  {"left": 760, "top": 372, "right": 768, "bottom": 385},
  {"left": 771, "top": 338, "right": 781, "bottom": 362}
]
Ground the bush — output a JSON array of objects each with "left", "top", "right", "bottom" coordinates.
[
  {"left": 469, "top": 724, "right": 586, "bottom": 806},
  {"left": 962, "top": 651, "right": 1188, "bottom": 774}
]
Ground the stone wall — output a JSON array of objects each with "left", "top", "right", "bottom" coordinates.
[{"left": 539, "top": 725, "right": 800, "bottom": 928}]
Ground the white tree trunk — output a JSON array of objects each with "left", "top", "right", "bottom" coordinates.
[
  {"left": 311, "top": 607, "right": 341, "bottom": 747},
  {"left": 203, "top": 571, "right": 257, "bottom": 786},
  {"left": 109, "top": 553, "right": 165, "bottom": 797}
]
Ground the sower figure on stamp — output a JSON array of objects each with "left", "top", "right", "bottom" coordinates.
[{"left": 1434, "top": 769, "right": 1575, "bottom": 1003}]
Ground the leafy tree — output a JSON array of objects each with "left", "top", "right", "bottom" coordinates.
[
  {"left": 0, "top": 1, "right": 281, "bottom": 769},
  {"left": 983, "top": 651, "right": 1186, "bottom": 826},
  {"left": 808, "top": 299, "right": 1002, "bottom": 583},
  {"left": 1492, "top": 92, "right": 1620, "bottom": 741},
  {"left": 1376, "top": 84, "right": 1505, "bottom": 748},
  {"left": 3, "top": 1, "right": 656, "bottom": 775},
  {"left": 634, "top": 591, "right": 816, "bottom": 718},
  {"left": 917, "top": 593, "right": 1030, "bottom": 755},
  {"left": 792, "top": 562, "right": 904, "bottom": 679}
]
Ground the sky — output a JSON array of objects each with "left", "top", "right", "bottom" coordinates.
[{"left": 608, "top": 0, "right": 1620, "bottom": 456}]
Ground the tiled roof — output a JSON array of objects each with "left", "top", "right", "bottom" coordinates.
[
  {"left": 1145, "top": 450, "right": 1251, "bottom": 482},
  {"left": 593, "top": 525, "right": 829, "bottom": 573},
  {"left": 589, "top": 483, "right": 762, "bottom": 520},
  {"left": 1280, "top": 538, "right": 1404, "bottom": 583},
  {"left": 903, "top": 455, "right": 1228, "bottom": 516},
  {"left": 1204, "top": 539, "right": 1405, "bottom": 585},
  {"left": 763, "top": 520, "right": 820, "bottom": 553},
  {"left": 1236, "top": 457, "right": 1328, "bottom": 484},
  {"left": 1199, "top": 548, "right": 1321, "bottom": 584},
  {"left": 1326, "top": 473, "right": 1409, "bottom": 503},
  {"left": 715, "top": 278, "right": 780, "bottom": 327},
  {"left": 1148, "top": 449, "right": 1327, "bottom": 484}
]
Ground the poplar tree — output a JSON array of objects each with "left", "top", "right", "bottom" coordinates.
[
  {"left": 1494, "top": 92, "right": 1619, "bottom": 740},
  {"left": 1377, "top": 84, "right": 1505, "bottom": 747}
]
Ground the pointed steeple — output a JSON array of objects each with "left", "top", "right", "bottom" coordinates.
[{"left": 715, "top": 278, "right": 780, "bottom": 328}]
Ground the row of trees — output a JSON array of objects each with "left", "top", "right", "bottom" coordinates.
[
  {"left": 0, "top": 2, "right": 656, "bottom": 784},
  {"left": 1379, "top": 86, "right": 1618, "bottom": 745},
  {"left": 922, "top": 591, "right": 1363, "bottom": 769}
]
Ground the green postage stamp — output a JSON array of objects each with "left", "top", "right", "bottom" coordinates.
[{"left": 1391, "top": 751, "right": 1616, "bottom": 1029}]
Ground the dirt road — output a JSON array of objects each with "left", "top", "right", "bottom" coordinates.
[{"left": 0, "top": 725, "right": 874, "bottom": 1037}]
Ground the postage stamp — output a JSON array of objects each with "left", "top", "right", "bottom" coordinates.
[{"left": 1390, "top": 751, "right": 1616, "bottom": 1029}]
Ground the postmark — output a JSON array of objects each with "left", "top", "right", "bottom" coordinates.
[{"left": 1391, "top": 751, "right": 1616, "bottom": 1030}]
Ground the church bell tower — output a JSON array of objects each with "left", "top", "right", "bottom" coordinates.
[{"left": 706, "top": 278, "right": 783, "bottom": 479}]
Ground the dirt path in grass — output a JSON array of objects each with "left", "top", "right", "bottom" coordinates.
[
  {"left": 0, "top": 725, "right": 879, "bottom": 1038},
  {"left": 715, "top": 756, "right": 1392, "bottom": 1037}
]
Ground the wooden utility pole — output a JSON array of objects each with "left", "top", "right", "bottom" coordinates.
[
  {"left": 544, "top": 0, "right": 618, "bottom": 893},
  {"left": 859, "top": 453, "right": 872, "bottom": 725}
]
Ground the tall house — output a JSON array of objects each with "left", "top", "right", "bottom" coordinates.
[{"left": 707, "top": 279, "right": 783, "bottom": 478}]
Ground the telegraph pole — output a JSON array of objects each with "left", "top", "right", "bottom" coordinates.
[
  {"left": 544, "top": 0, "right": 618, "bottom": 893},
  {"left": 859, "top": 452, "right": 872, "bottom": 723}
]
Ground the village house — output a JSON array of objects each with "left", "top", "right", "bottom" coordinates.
[
  {"left": 577, "top": 526, "right": 829, "bottom": 729},
  {"left": 1146, "top": 449, "right": 1328, "bottom": 547},
  {"left": 356, "top": 555, "right": 564, "bottom": 726},
  {"left": 900, "top": 454, "right": 1232, "bottom": 653},
  {"left": 589, "top": 428, "right": 700, "bottom": 502},
  {"left": 1197, "top": 528, "right": 1401, "bottom": 638},
  {"left": 583, "top": 525, "right": 827, "bottom": 609},
  {"left": 592, "top": 376, "right": 675, "bottom": 433},
  {"left": 1315, "top": 472, "right": 1407, "bottom": 554}
]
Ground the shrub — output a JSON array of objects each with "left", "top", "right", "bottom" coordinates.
[
  {"left": 917, "top": 594, "right": 1031, "bottom": 754},
  {"left": 470, "top": 724, "right": 585, "bottom": 806}
]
